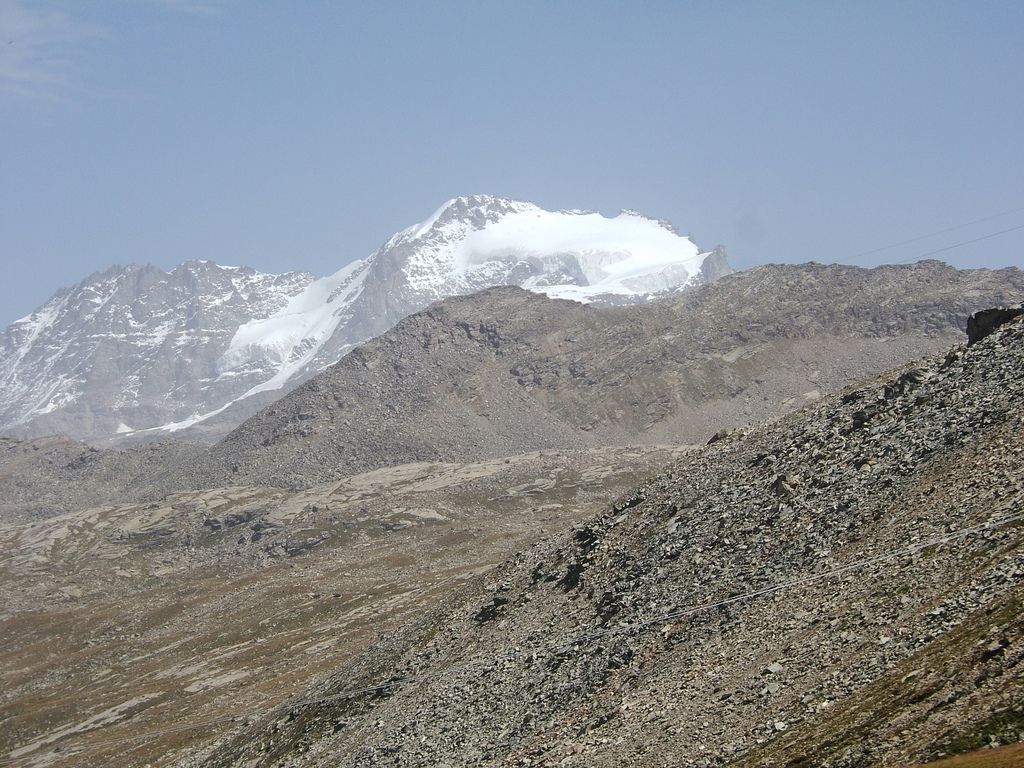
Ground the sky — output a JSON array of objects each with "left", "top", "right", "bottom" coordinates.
[{"left": 1, "top": 0, "right": 1023, "bottom": 328}]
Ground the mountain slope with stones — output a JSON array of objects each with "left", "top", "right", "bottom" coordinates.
[
  {"left": 181, "top": 307, "right": 1024, "bottom": 768},
  {"left": 161, "top": 259, "right": 1024, "bottom": 493}
]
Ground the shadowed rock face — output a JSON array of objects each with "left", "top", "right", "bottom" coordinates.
[
  {"left": 157, "top": 259, "right": 1024, "bottom": 494},
  {"left": 181, "top": 312, "right": 1024, "bottom": 768},
  {"left": 967, "top": 305, "right": 1024, "bottom": 345}
]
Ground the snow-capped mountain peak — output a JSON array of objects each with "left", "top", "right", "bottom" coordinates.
[
  {"left": 0, "top": 196, "right": 731, "bottom": 444},
  {"left": 390, "top": 194, "right": 717, "bottom": 302}
]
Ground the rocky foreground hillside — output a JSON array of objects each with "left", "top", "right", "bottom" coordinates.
[
  {"left": 180, "top": 308, "right": 1024, "bottom": 768},
  {"left": 165, "top": 259, "right": 1024, "bottom": 492}
]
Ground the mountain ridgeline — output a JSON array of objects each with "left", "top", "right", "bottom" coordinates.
[
  {"left": 0, "top": 262, "right": 316, "bottom": 443},
  {"left": 3, "top": 259, "right": 1023, "bottom": 521}
]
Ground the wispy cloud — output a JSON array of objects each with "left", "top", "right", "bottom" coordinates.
[{"left": 0, "top": 1, "right": 108, "bottom": 101}]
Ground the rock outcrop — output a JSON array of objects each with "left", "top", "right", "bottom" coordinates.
[{"left": 966, "top": 304, "right": 1024, "bottom": 345}]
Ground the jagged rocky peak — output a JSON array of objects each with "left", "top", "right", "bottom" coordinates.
[
  {"left": 697, "top": 244, "right": 733, "bottom": 283},
  {"left": 422, "top": 193, "right": 535, "bottom": 230}
]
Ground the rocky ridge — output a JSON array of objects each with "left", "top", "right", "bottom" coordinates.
[
  {"left": 161, "top": 259, "right": 1024, "bottom": 493},
  {"left": 180, "top": 308, "right": 1024, "bottom": 768}
]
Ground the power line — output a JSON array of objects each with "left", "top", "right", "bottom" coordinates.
[
  {"left": 890, "top": 222, "right": 1024, "bottom": 264},
  {"left": 4, "top": 505, "right": 1020, "bottom": 766},
  {"left": 846, "top": 204, "right": 1024, "bottom": 261}
]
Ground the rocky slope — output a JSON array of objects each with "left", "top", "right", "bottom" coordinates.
[
  {"left": 161, "top": 259, "right": 1024, "bottom": 493},
  {"left": 3, "top": 290, "right": 1024, "bottom": 768},
  {"left": 173, "top": 307, "right": 1024, "bottom": 768},
  {"left": 0, "top": 196, "right": 729, "bottom": 446},
  {"left": 0, "top": 435, "right": 207, "bottom": 525}
]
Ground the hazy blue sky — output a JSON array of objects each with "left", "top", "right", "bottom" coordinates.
[{"left": 2, "top": 1, "right": 1022, "bottom": 327}]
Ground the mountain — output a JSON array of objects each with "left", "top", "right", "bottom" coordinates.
[
  {"left": 157, "top": 260, "right": 1024, "bottom": 493},
  {"left": 0, "top": 196, "right": 731, "bottom": 445},
  {"left": 0, "top": 261, "right": 315, "bottom": 443},
  {"left": 3, "top": 260, "right": 1022, "bottom": 522},
  {"left": 176, "top": 306, "right": 1024, "bottom": 768}
]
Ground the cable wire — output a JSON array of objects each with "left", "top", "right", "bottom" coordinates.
[
  {"left": 846, "top": 204, "right": 1024, "bottom": 261},
  {"left": 888, "top": 222, "right": 1024, "bottom": 264}
]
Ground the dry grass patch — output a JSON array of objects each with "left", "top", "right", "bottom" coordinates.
[{"left": 911, "top": 743, "right": 1024, "bottom": 768}]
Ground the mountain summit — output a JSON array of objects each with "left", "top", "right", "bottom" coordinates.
[
  {"left": 0, "top": 196, "right": 731, "bottom": 444},
  {"left": 376, "top": 195, "right": 730, "bottom": 304}
]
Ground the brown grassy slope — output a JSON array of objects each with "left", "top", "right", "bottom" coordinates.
[
  {"left": 0, "top": 446, "right": 687, "bottom": 768},
  {"left": 911, "top": 743, "right": 1024, "bottom": 768}
]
